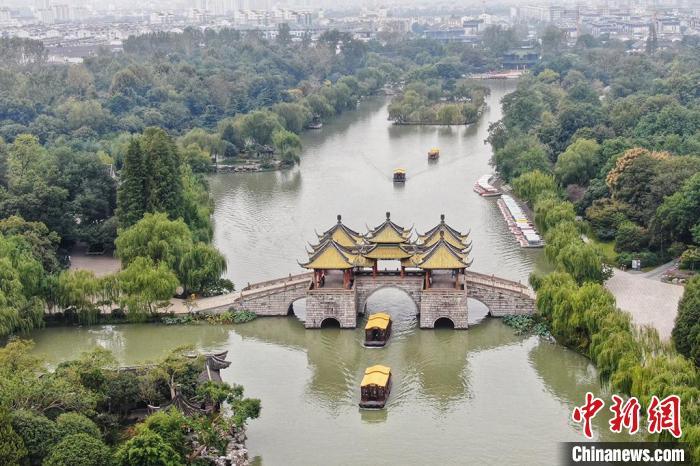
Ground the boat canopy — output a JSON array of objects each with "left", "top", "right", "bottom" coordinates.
[
  {"left": 361, "top": 365, "right": 391, "bottom": 388},
  {"left": 365, "top": 312, "right": 391, "bottom": 330}
]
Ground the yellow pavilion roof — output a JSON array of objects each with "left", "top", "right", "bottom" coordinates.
[
  {"left": 416, "top": 235, "right": 471, "bottom": 270},
  {"left": 361, "top": 365, "right": 391, "bottom": 387},
  {"left": 366, "top": 212, "right": 412, "bottom": 244},
  {"left": 394, "top": 168, "right": 406, "bottom": 174},
  {"left": 362, "top": 244, "right": 414, "bottom": 260},
  {"left": 417, "top": 214, "right": 469, "bottom": 248},
  {"left": 300, "top": 240, "right": 354, "bottom": 270},
  {"left": 316, "top": 215, "right": 363, "bottom": 248},
  {"left": 365, "top": 312, "right": 391, "bottom": 330}
]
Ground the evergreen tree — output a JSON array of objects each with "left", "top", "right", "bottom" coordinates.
[
  {"left": 0, "top": 409, "right": 26, "bottom": 466},
  {"left": 117, "top": 139, "right": 147, "bottom": 228},
  {"left": 141, "top": 127, "right": 184, "bottom": 220}
]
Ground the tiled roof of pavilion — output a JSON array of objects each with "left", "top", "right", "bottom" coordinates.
[
  {"left": 364, "top": 212, "right": 412, "bottom": 244},
  {"left": 301, "top": 214, "right": 473, "bottom": 270},
  {"left": 404, "top": 231, "right": 472, "bottom": 270},
  {"left": 300, "top": 238, "right": 373, "bottom": 269},
  {"left": 315, "top": 214, "right": 363, "bottom": 248},
  {"left": 417, "top": 214, "right": 471, "bottom": 249}
]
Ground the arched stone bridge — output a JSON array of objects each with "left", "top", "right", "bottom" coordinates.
[{"left": 193, "top": 270, "right": 535, "bottom": 329}]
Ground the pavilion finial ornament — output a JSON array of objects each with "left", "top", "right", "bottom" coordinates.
[
  {"left": 440, "top": 214, "right": 445, "bottom": 223},
  {"left": 386, "top": 211, "right": 391, "bottom": 219},
  {"left": 337, "top": 214, "right": 342, "bottom": 223}
]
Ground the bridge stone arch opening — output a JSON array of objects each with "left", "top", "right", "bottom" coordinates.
[
  {"left": 363, "top": 286, "right": 420, "bottom": 331},
  {"left": 287, "top": 297, "right": 307, "bottom": 321},
  {"left": 433, "top": 317, "right": 455, "bottom": 329},
  {"left": 467, "top": 298, "right": 491, "bottom": 325},
  {"left": 320, "top": 317, "right": 341, "bottom": 328}
]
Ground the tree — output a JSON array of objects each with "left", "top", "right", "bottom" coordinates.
[
  {"left": 115, "top": 428, "right": 183, "bottom": 466},
  {"left": 653, "top": 173, "right": 700, "bottom": 246},
  {"left": 554, "top": 138, "right": 600, "bottom": 186},
  {"left": 117, "top": 257, "right": 178, "bottom": 316},
  {"left": 0, "top": 409, "right": 26, "bottom": 466},
  {"left": 541, "top": 25, "right": 565, "bottom": 56},
  {"left": 115, "top": 213, "right": 192, "bottom": 269},
  {"left": 271, "top": 103, "right": 311, "bottom": 134},
  {"left": 534, "top": 197, "right": 576, "bottom": 233},
  {"left": 117, "top": 139, "right": 147, "bottom": 228},
  {"left": 55, "top": 412, "right": 101, "bottom": 440},
  {"left": 276, "top": 23, "right": 291, "bottom": 45},
  {"left": 673, "top": 276, "right": 700, "bottom": 366},
  {"left": 0, "top": 216, "right": 60, "bottom": 273},
  {"left": 43, "top": 433, "right": 112, "bottom": 466},
  {"left": 177, "top": 242, "right": 227, "bottom": 295},
  {"left": 56, "top": 270, "right": 101, "bottom": 324},
  {"left": 492, "top": 136, "right": 550, "bottom": 182},
  {"left": 585, "top": 199, "right": 627, "bottom": 241},
  {"left": 511, "top": 170, "right": 557, "bottom": 205},
  {"left": 614, "top": 221, "right": 649, "bottom": 253},
  {"left": 11, "top": 410, "right": 60, "bottom": 464},
  {"left": 482, "top": 26, "right": 518, "bottom": 55},
  {"left": 141, "top": 127, "right": 184, "bottom": 220},
  {"left": 436, "top": 105, "right": 463, "bottom": 125}
]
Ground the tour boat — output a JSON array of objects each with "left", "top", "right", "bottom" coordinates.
[
  {"left": 359, "top": 365, "right": 392, "bottom": 409},
  {"left": 428, "top": 147, "right": 440, "bottom": 160},
  {"left": 307, "top": 116, "right": 323, "bottom": 129},
  {"left": 497, "top": 195, "right": 544, "bottom": 248},
  {"left": 364, "top": 312, "right": 392, "bottom": 347},
  {"left": 393, "top": 168, "right": 406, "bottom": 183},
  {"left": 473, "top": 174, "right": 501, "bottom": 197}
]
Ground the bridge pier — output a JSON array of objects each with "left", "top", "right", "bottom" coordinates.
[
  {"left": 419, "top": 289, "right": 469, "bottom": 329},
  {"left": 305, "top": 288, "right": 357, "bottom": 328}
]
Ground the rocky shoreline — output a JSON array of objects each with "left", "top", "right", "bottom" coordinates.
[
  {"left": 216, "top": 160, "right": 285, "bottom": 173},
  {"left": 198, "top": 426, "right": 250, "bottom": 466}
]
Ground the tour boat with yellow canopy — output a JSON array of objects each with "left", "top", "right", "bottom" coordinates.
[
  {"left": 428, "top": 147, "right": 440, "bottom": 160},
  {"left": 359, "top": 365, "right": 392, "bottom": 409},
  {"left": 393, "top": 168, "right": 406, "bottom": 183},
  {"left": 364, "top": 312, "right": 392, "bottom": 347}
]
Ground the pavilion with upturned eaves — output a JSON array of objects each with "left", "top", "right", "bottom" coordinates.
[{"left": 300, "top": 212, "right": 473, "bottom": 291}]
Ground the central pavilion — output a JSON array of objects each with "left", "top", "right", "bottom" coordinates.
[{"left": 300, "top": 213, "right": 473, "bottom": 290}]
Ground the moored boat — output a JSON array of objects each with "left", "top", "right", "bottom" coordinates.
[
  {"left": 393, "top": 168, "right": 406, "bottom": 183},
  {"left": 428, "top": 147, "right": 440, "bottom": 160},
  {"left": 364, "top": 312, "right": 392, "bottom": 347},
  {"left": 359, "top": 365, "right": 392, "bottom": 409},
  {"left": 473, "top": 174, "right": 501, "bottom": 197}
]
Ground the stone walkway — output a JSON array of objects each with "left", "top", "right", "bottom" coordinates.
[{"left": 605, "top": 268, "right": 685, "bottom": 340}]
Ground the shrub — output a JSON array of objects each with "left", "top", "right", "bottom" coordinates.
[
  {"left": 56, "top": 412, "right": 101, "bottom": 440},
  {"left": 115, "top": 428, "right": 183, "bottom": 466},
  {"left": 0, "top": 409, "right": 26, "bottom": 466},
  {"left": 212, "top": 309, "right": 257, "bottom": 324},
  {"left": 11, "top": 410, "right": 60, "bottom": 464},
  {"left": 673, "top": 276, "right": 700, "bottom": 366},
  {"left": 43, "top": 433, "right": 112, "bottom": 466},
  {"left": 680, "top": 247, "right": 700, "bottom": 270},
  {"left": 614, "top": 221, "right": 649, "bottom": 253}
]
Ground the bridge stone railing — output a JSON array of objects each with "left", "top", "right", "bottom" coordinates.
[
  {"left": 230, "top": 274, "right": 312, "bottom": 316},
  {"left": 464, "top": 271, "right": 536, "bottom": 317}
]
